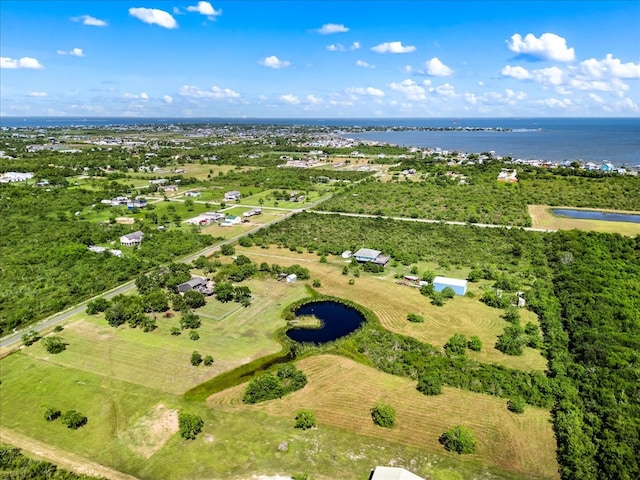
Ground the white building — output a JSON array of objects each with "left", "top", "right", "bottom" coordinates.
[{"left": 120, "top": 231, "right": 144, "bottom": 246}]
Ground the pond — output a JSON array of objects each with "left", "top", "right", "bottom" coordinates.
[
  {"left": 286, "top": 300, "right": 365, "bottom": 345},
  {"left": 551, "top": 209, "right": 640, "bottom": 224}
]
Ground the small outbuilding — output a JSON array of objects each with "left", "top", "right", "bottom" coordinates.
[
  {"left": 371, "top": 466, "right": 425, "bottom": 480},
  {"left": 432, "top": 276, "right": 468, "bottom": 296},
  {"left": 285, "top": 273, "right": 297, "bottom": 283}
]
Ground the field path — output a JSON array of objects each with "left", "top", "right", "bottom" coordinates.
[{"left": 0, "top": 428, "right": 138, "bottom": 480}]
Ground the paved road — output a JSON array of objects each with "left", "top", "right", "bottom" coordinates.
[{"left": 0, "top": 195, "right": 330, "bottom": 349}]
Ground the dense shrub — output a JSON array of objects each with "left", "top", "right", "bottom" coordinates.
[
  {"left": 294, "top": 410, "right": 317, "bottom": 430},
  {"left": 371, "top": 401, "right": 396, "bottom": 428},
  {"left": 178, "top": 413, "right": 204, "bottom": 440},
  {"left": 439, "top": 425, "right": 477, "bottom": 454},
  {"left": 61, "top": 410, "right": 87, "bottom": 429}
]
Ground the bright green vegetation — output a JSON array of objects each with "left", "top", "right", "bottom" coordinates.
[
  {"left": 294, "top": 410, "right": 317, "bottom": 430},
  {"left": 178, "top": 413, "right": 204, "bottom": 440},
  {"left": 242, "top": 364, "right": 308, "bottom": 404},
  {"left": 217, "top": 166, "right": 370, "bottom": 189},
  {"left": 439, "top": 426, "right": 477, "bottom": 454},
  {"left": 0, "top": 444, "right": 105, "bottom": 480},
  {"left": 371, "top": 401, "right": 396, "bottom": 428}
]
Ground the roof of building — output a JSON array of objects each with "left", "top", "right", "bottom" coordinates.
[
  {"left": 181, "top": 277, "right": 207, "bottom": 288},
  {"left": 354, "top": 248, "right": 382, "bottom": 259},
  {"left": 122, "top": 231, "right": 144, "bottom": 241},
  {"left": 433, "top": 276, "right": 468, "bottom": 287},
  {"left": 371, "top": 466, "right": 425, "bottom": 480},
  {"left": 226, "top": 190, "right": 241, "bottom": 195}
]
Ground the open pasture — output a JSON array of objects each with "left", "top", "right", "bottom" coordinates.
[
  {"left": 528, "top": 205, "right": 640, "bottom": 236},
  {"left": 238, "top": 246, "right": 548, "bottom": 371},
  {"left": 208, "top": 355, "right": 559, "bottom": 479}
]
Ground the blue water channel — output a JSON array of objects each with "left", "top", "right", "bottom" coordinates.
[
  {"left": 286, "top": 301, "right": 365, "bottom": 345},
  {"left": 551, "top": 209, "right": 640, "bottom": 224}
]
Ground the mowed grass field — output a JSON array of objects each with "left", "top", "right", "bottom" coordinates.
[
  {"left": 209, "top": 355, "right": 559, "bottom": 479},
  {"left": 238, "top": 246, "right": 548, "bottom": 371},
  {"left": 528, "top": 205, "right": 640, "bottom": 236},
  {"left": 20, "top": 277, "right": 307, "bottom": 395}
]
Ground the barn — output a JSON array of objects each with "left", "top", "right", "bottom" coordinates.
[{"left": 432, "top": 276, "right": 468, "bottom": 295}]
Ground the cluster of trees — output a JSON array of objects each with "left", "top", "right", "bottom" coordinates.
[
  {"left": 294, "top": 410, "right": 317, "bottom": 430},
  {"left": 243, "top": 364, "right": 308, "bottom": 404},
  {"left": 0, "top": 444, "right": 103, "bottom": 480},
  {"left": 178, "top": 413, "right": 204, "bottom": 440},
  {"left": 494, "top": 309, "right": 542, "bottom": 356},
  {"left": 191, "top": 351, "right": 214, "bottom": 366},
  {"left": 443, "top": 333, "right": 482, "bottom": 355},
  {"left": 42, "top": 405, "right": 87, "bottom": 430}
]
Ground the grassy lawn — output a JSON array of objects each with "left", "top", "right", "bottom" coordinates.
[
  {"left": 128, "top": 164, "right": 243, "bottom": 181},
  {"left": 201, "top": 209, "right": 287, "bottom": 239},
  {"left": 209, "top": 355, "right": 559, "bottom": 479},
  {"left": 528, "top": 205, "right": 640, "bottom": 236},
  {"left": 240, "top": 189, "right": 324, "bottom": 208},
  {"left": 237, "top": 246, "right": 548, "bottom": 372}
]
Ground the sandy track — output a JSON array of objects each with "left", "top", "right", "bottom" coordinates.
[{"left": 0, "top": 428, "right": 139, "bottom": 480}]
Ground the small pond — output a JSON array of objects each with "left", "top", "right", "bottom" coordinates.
[
  {"left": 551, "top": 209, "right": 640, "bottom": 224},
  {"left": 286, "top": 300, "right": 365, "bottom": 345}
]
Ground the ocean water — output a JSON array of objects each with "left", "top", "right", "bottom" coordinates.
[{"left": 1, "top": 116, "right": 638, "bottom": 166}]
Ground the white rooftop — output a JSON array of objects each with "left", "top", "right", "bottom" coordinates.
[
  {"left": 371, "top": 466, "right": 425, "bottom": 480},
  {"left": 433, "top": 276, "right": 468, "bottom": 287}
]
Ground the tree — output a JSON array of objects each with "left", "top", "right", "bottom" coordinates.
[
  {"left": 371, "top": 401, "right": 396, "bottom": 428},
  {"left": 86, "top": 297, "right": 110, "bottom": 315},
  {"left": 294, "top": 410, "right": 317, "bottom": 430},
  {"left": 42, "top": 336, "right": 66, "bottom": 354},
  {"left": 184, "top": 198, "right": 195, "bottom": 211},
  {"left": 184, "top": 290, "right": 206, "bottom": 309},
  {"left": 312, "top": 279, "right": 321, "bottom": 288},
  {"left": 214, "top": 281, "right": 235, "bottom": 302},
  {"left": 22, "top": 330, "right": 40, "bottom": 346},
  {"left": 421, "top": 269, "right": 436, "bottom": 282},
  {"left": 507, "top": 398, "right": 525, "bottom": 414},
  {"left": 203, "top": 354, "right": 214, "bottom": 366},
  {"left": 444, "top": 333, "right": 467, "bottom": 356},
  {"left": 439, "top": 425, "right": 477, "bottom": 454},
  {"left": 220, "top": 243, "right": 235, "bottom": 256},
  {"left": 191, "top": 351, "right": 203, "bottom": 366},
  {"left": 243, "top": 373, "right": 284, "bottom": 404},
  {"left": 180, "top": 311, "right": 201, "bottom": 330},
  {"left": 417, "top": 374, "right": 442, "bottom": 396},
  {"left": 172, "top": 293, "right": 187, "bottom": 312},
  {"left": 441, "top": 286, "right": 456, "bottom": 299},
  {"left": 170, "top": 327, "right": 181, "bottom": 336},
  {"left": 178, "top": 413, "right": 204, "bottom": 440},
  {"left": 105, "top": 302, "right": 127, "bottom": 327},
  {"left": 502, "top": 308, "right": 521, "bottom": 324},
  {"left": 467, "top": 336, "right": 483, "bottom": 351},
  {"left": 142, "top": 289, "right": 169, "bottom": 313},
  {"left": 495, "top": 324, "right": 526, "bottom": 356},
  {"left": 42, "top": 405, "right": 61, "bottom": 421},
  {"left": 189, "top": 330, "right": 200, "bottom": 341},
  {"left": 407, "top": 313, "right": 424, "bottom": 323},
  {"left": 60, "top": 410, "right": 87, "bottom": 429}
]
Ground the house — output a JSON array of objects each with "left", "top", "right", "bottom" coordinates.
[
  {"left": 184, "top": 190, "right": 201, "bottom": 197},
  {"left": 224, "top": 190, "right": 241, "bottom": 201},
  {"left": 148, "top": 178, "right": 169, "bottom": 185},
  {"left": 220, "top": 215, "right": 242, "bottom": 227},
  {"left": 497, "top": 169, "right": 518, "bottom": 182},
  {"left": 285, "top": 273, "right": 297, "bottom": 283},
  {"left": 177, "top": 276, "right": 213, "bottom": 295},
  {"left": 601, "top": 162, "right": 614, "bottom": 172},
  {"left": 243, "top": 208, "right": 262, "bottom": 217},
  {"left": 120, "top": 231, "right": 144, "bottom": 246},
  {"left": 0, "top": 172, "right": 34, "bottom": 183},
  {"left": 370, "top": 466, "right": 425, "bottom": 480},
  {"left": 160, "top": 184, "right": 178, "bottom": 193},
  {"left": 432, "top": 276, "right": 468, "bottom": 295},
  {"left": 111, "top": 196, "right": 129, "bottom": 206},
  {"left": 353, "top": 248, "right": 390, "bottom": 266},
  {"left": 127, "top": 198, "right": 147, "bottom": 209}
]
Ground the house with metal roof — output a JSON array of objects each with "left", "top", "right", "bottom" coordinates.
[
  {"left": 432, "top": 276, "right": 468, "bottom": 295},
  {"left": 370, "top": 466, "right": 424, "bottom": 480}
]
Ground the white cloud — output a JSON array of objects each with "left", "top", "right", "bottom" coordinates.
[
  {"left": 425, "top": 57, "right": 453, "bottom": 76},
  {"left": 346, "top": 87, "right": 385, "bottom": 97},
  {"left": 129, "top": 8, "right": 178, "bottom": 29},
  {"left": 280, "top": 94, "right": 300, "bottom": 104},
  {"left": 317, "top": 23, "right": 349, "bottom": 34},
  {"left": 259, "top": 55, "right": 291, "bottom": 69},
  {"left": 123, "top": 92, "right": 149, "bottom": 100},
  {"left": 71, "top": 15, "right": 107, "bottom": 27},
  {"left": 372, "top": 41, "right": 416, "bottom": 54},
  {"left": 140, "top": 92, "right": 149, "bottom": 100},
  {"left": 179, "top": 85, "right": 240, "bottom": 99},
  {"left": 430, "top": 83, "right": 456, "bottom": 96},
  {"left": 1, "top": 56, "right": 44, "bottom": 69},
  {"left": 57, "top": 48, "right": 85, "bottom": 57},
  {"left": 186, "top": 2, "right": 222, "bottom": 18},
  {"left": 356, "top": 60, "right": 374, "bottom": 69},
  {"left": 389, "top": 79, "right": 426, "bottom": 100},
  {"left": 27, "top": 91, "right": 47, "bottom": 97},
  {"left": 350, "top": 42, "right": 360, "bottom": 50},
  {"left": 578, "top": 54, "right": 640, "bottom": 79},
  {"left": 537, "top": 97, "right": 572, "bottom": 109},
  {"left": 507, "top": 33, "right": 575, "bottom": 62},
  {"left": 530, "top": 66, "right": 565, "bottom": 86},
  {"left": 306, "top": 94, "right": 323, "bottom": 104},
  {"left": 478, "top": 80, "right": 485, "bottom": 86},
  {"left": 588, "top": 93, "right": 605, "bottom": 104},
  {"left": 326, "top": 44, "right": 344, "bottom": 52},
  {"left": 500, "top": 65, "right": 531, "bottom": 80},
  {"left": 162, "top": 95, "right": 173, "bottom": 104}
]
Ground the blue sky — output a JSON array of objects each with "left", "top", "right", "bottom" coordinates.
[{"left": 1, "top": 1, "right": 639, "bottom": 117}]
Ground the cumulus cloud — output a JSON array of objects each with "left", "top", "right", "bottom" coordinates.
[
  {"left": 179, "top": 85, "right": 240, "bottom": 99},
  {"left": 123, "top": 92, "right": 149, "bottom": 100},
  {"left": 306, "top": 94, "right": 324, "bottom": 105},
  {"left": 186, "top": 2, "right": 222, "bottom": 18},
  {"left": 430, "top": 83, "right": 456, "bottom": 96},
  {"left": 326, "top": 44, "right": 344, "bottom": 52},
  {"left": 537, "top": 97, "right": 572, "bottom": 109},
  {"left": 1, "top": 56, "right": 44, "bottom": 69},
  {"left": 317, "top": 23, "right": 349, "bottom": 34},
  {"left": 162, "top": 95, "right": 174, "bottom": 104},
  {"left": 27, "top": 91, "right": 48, "bottom": 97},
  {"left": 57, "top": 48, "right": 85, "bottom": 57},
  {"left": 507, "top": 33, "right": 575, "bottom": 62},
  {"left": 350, "top": 42, "right": 361, "bottom": 50},
  {"left": 389, "top": 79, "right": 426, "bottom": 100},
  {"left": 372, "top": 41, "right": 416, "bottom": 54},
  {"left": 129, "top": 8, "right": 178, "bottom": 29},
  {"left": 425, "top": 57, "right": 453, "bottom": 76},
  {"left": 259, "top": 55, "right": 291, "bottom": 69},
  {"left": 500, "top": 65, "right": 531, "bottom": 80},
  {"left": 356, "top": 60, "right": 374, "bottom": 69},
  {"left": 280, "top": 94, "right": 300, "bottom": 104},
  {"left": 578, "top": 54, "right": 640, "bottom": 79},
  {"left": 346, "top": 87, "right": 385, "bottom": 97},
  {"left": 71, "top": 15, "right": 107, "bottom": 27}
]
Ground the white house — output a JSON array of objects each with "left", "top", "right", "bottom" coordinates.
[
  {"left": 243, "top": 208, "right": 262, "bottom": 217},
  {"left": 184, "top": 190, "right": 201, "bottom": 197},
  {"left": 224, "top": 190, "right": 241, "bottom": 201},
  {"left": 220, "top": 215, "right": 242, "bottom": 227},
  {"left": 120, "top": 231, "right": 144, "bottom": 246}
]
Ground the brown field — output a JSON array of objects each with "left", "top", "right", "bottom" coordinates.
[
  {"left": 238, "top": 246, "right": 548, "bottom": 372},
  {"left": 528, "top": 205, "right": 640, "bottom": 236},
  {"left": 118, "top": 404, "right": 178, "bottom": 459},
  {"left": 208, "top": 355, "right": 559, "bottom": 479}
]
